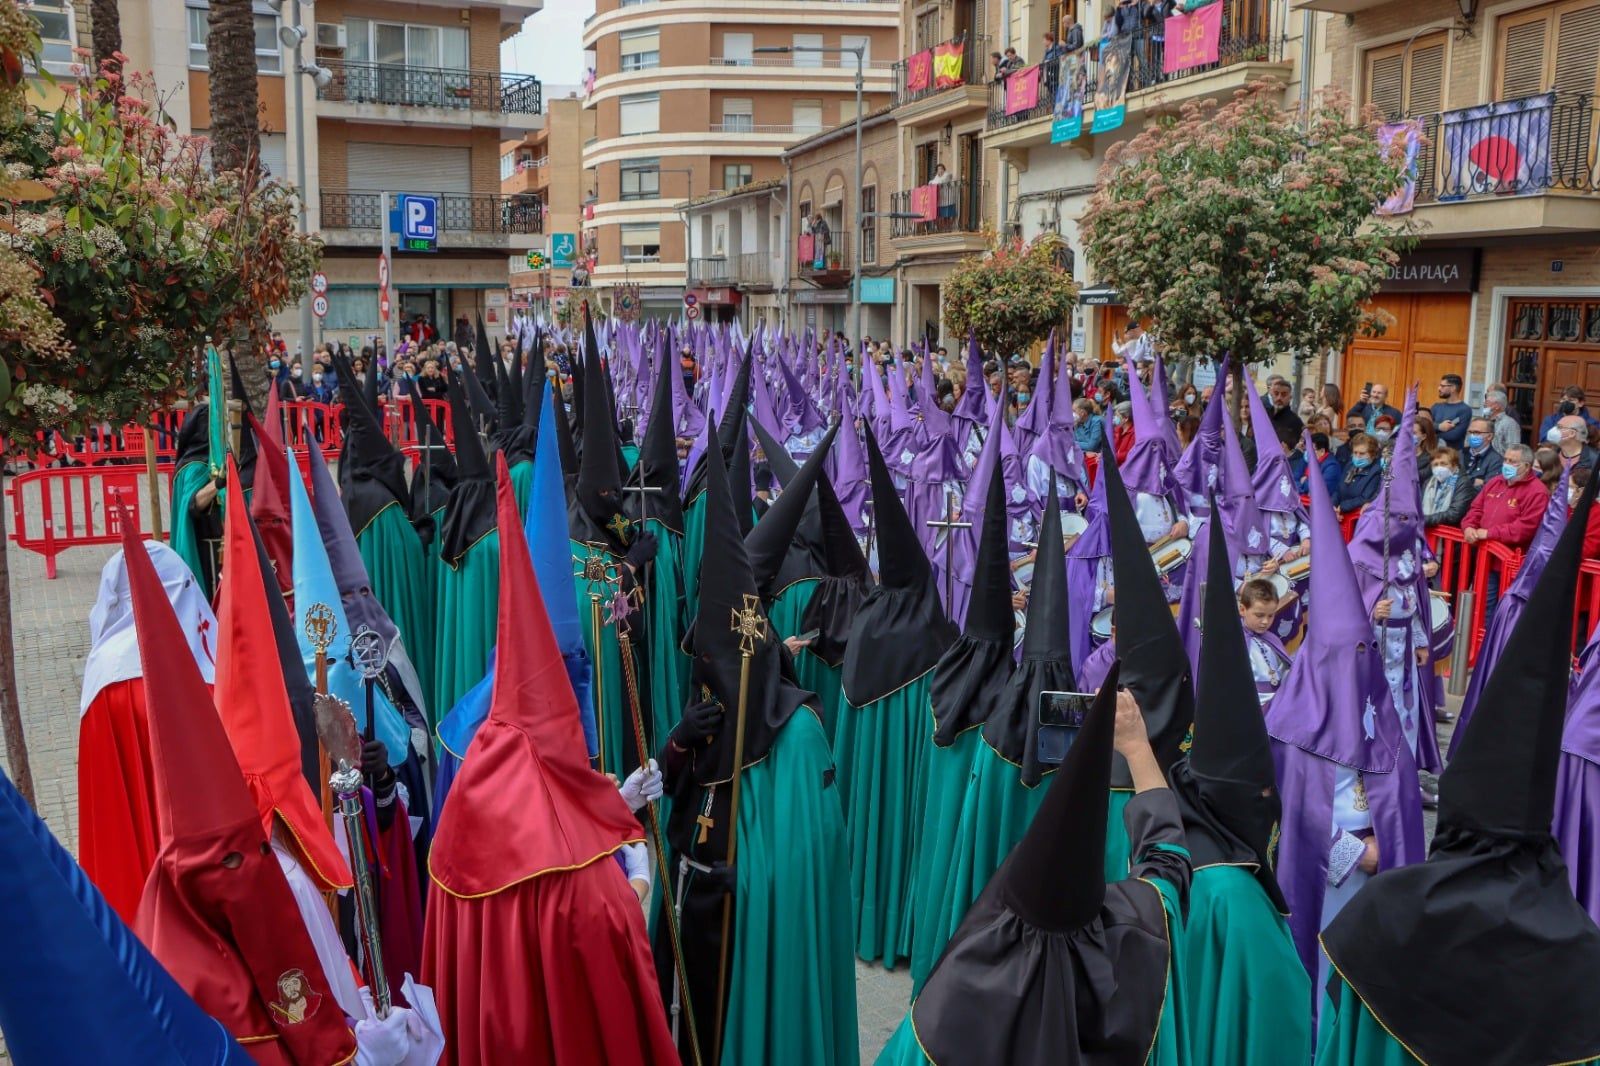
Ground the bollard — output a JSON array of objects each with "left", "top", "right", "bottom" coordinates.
[{"left": 1448, "top": 589, "right": 1474, "bottom": 698}]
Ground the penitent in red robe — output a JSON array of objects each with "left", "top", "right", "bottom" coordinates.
[{"left": 78, "top": 679, "right": 161, "bottom": 926}]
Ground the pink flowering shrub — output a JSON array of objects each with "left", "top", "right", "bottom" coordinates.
[{"left": 943, "top": 234, "right": 1078, "bottom": 360}]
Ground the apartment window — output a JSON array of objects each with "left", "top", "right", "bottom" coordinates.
[
  {"left": 619, "top": 28, "right": 660, "bottom": 72},
  {"left": 620, "top": 157, "right": 661, "bottom": 200},
  {"left": 619, "top": 92, "right": 661, "bottom": 135},
  {"left": 793, "top": 99, "right": 823, "bottom": 133},
  {"left": 24, "top": 0, "right": 75, "bottom": 73},
  {"left": 1363, "top": 32, "right": 1445, "bottom": 120},
  {"left": 793, "top": 33, "right": 823, "bottom": 66},
  {"left": 325, "top": 289, "right": 380, "bottom": 331},
  {"left": 721, "top": 97, "right": 754, "bottom": 132},
  {"left": 345, "top": 19, "right": 469, "bottom": 69},
  {"left": 860, "top": 184, "right": 877, "bottom": 264},
  {"left": 722, "top": 163, "right": 754, "bottom": 190},
  {"left": 915, "top": 141, "right": 939, "bottom": 183},
  {"left": 722, "top": 32, "right": 753, "bottom": 66},
  {"left": 915, "top": 9, "right": 942, "bottom": 51},
  {"left": 500, "top": 152, "right": 517, "bottom": 181},
  {"left": 621, "top": 223, "right": 662, "bottom": 262},
  {"left": 1495, "top": 0, "right": 1600, "bottom": 99},
  {"left": 620, "top": 0, "right": 653, "bottom": 6},
  {"left": 187, "top": 2, "right": 282, "bottom": 73},
  {"left": 840, "top": 34, "right": 871, "bottom": 68}
]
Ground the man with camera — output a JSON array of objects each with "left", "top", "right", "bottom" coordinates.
[{"left": 1538, "top": 384, "right": 1600, "bottom": 442}]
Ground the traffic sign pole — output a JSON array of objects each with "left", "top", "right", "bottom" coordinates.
[{"left": 380, "top": 191, "right": 395, "bottom": 359}]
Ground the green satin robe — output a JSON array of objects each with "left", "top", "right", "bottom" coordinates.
[
  {"left": 355, "top": 501, "right": 435, "bottom": 725},
  {"left": 431, "top": 530, "right": 499, "bottom": 730},
  {"left": 571, "top": 538, "right": 639, "bottom": 777},
  {"left": 169, "top": 460, "right": 215, "bottom": 599}
]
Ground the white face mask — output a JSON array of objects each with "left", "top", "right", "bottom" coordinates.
[
  {"left": 1431, "top": 465, "right": 1453, "bottom": 482},
  {"left": 1571, "top": 487, "right": 1583, "bottom": 507}
]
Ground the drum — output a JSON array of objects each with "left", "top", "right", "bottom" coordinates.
[
  {"left": 1429, "top": 592, "right": 1455, "bottom": 661},
  {"left": 1060, "top": 513, "right": 1089, "bottom": 541},
  {"left": 1091, "top": 605, "right": 1114, "bottom": 643},
  {"left": 1281, "top": 556, "right": 1311, "bottom": 584},
  {"left": 1150, "top": 536, "right": 1194, "bottom": 577},
  {"left": 1257, "top": 572, "right": 1292, "bottom": 600}
]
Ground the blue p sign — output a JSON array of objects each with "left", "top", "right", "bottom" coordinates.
[{"left": 400, "top": 195, "right": 437, "bottom": 240}]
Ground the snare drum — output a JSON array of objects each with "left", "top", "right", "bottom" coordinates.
[
  {"left": 1257, "top": 572, "right": 1292, "bottom": 600},
  {"left": 1428, "top": 592, "right": 1455, "bottom": 660},
  {"left": 1150, "top": 536, "right": 1194, "bottom": 577},
  {"left": 1091, "top": 605, "right": 1114, "bottom": 643},
  {"left": 1282, "top": 556, "right": 1311, "bottom": 584},
  {"left": 1060, "top": 512, "right": 1089, "bottom": 548}
]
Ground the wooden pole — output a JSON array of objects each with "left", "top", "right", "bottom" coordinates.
[
  {"left": 144, "top": 425, "right": 164, "bottom": 542},
  {"left": 712, "top": 649, "right": 753, "bottom": 1066}
]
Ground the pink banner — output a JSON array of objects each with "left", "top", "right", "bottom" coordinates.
[
  {"left": 905, "top": 50, "right": 934, "bottom": 92},
  {"left": 911, "top": 185, "right": 938, "bottom": 222},
  {"left": 1004, "top": 65, "right": 1041, "bottom": 115},
  {"left": 1163, "top": 2, "right": 1222, "bottom": 74},
  {"left": 797, "top": 233, "right": 815, "bottom": 262}
]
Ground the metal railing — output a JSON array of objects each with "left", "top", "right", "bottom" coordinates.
[
  {"left": 798, "top": 232, "right": 850, "bottom": 277},
  {"left": 891, "top": 178, "right": 987, "bottom": 238},
  {"left": 689, "top": 253, "right": 774, "bottom": 287},
  {"left": 709, "top": 122, "right": 814, "bottom": 134},
  {"left": 1404, "top": 93, "right": 1598, "bottom": 204},
  {"left": 893, "top": 33, "right": 990, "bottom": 107},
  {"left": 320, "top": 190, "right": 544, "bottom": 235},
  {"left": 316, "top": 59, "right": 542, "bottom": 114}
]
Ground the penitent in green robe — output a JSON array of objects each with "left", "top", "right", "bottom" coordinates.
[
  {"left": 906, "top": 727, "right": 980, "bottom": 995},
  {"left": 356, "top": 501, "right": 435, "bottom": 725},
  {"left": 833, "top": 672, "right": 936, "bottom": 970},
  {"left": 1182, "top": 865, "right": 1310, "bottom": 1066},
  {"left": 509, "top": 459, "right": 533, "bottom": 519},
  {"left": 571, "top": 539, "right": 638, "bottom": 778},
  {"left": 431, "top": 530, "right": 499, "bottom": 731},
  {"left": 642, "top": 520, "right": 690, "bottom": 748},
  {"left": 681, "top": 491, "right": 708, "bottom": 633},
  {"left": 169, "top": 459, "right": 215, "bottom": 599},
  {"left": 717, "top": 708, "right": 859, "bottom": 1066}
]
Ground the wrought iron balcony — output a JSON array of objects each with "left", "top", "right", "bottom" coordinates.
[
  {"left": 797, "top": 232, "right": 851, "bottom": 286},
  {"left": 1405, "top": 92, "right": 1597, "bottom": 204},
  {"left": 893, "top": 33, "right": 989, "bottom": 108},
  {"left": 316, "top": 59, "right": 542, "bottom": 115},
  {"left": 320, "top": 190, "right": 543, "bottom": 236},
  {"left": 689, "top": 253, "right": 774, "bottom": 287},
  {"left": 891, "top": 178, "right": 987, "bottom": 238}
]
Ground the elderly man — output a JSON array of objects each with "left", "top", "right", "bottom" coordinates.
[
  {"left": 1265, "top": 374, "right": 1304, "bottom": 439},
  {"left": 1484, "top": 388, "right": 1522, "bottom": 454},
  {"left": 1348, "top": 382, "right": 1401, "bottom": 432},
  {"left": 1462, "top": 443, "right": 1549, "bottom": 551},
  {"left": 1550, "top": 414, "right": 1599, "bottom": 472}
]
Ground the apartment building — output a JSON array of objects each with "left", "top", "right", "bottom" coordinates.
[
  {"left": 683, "top": 180, "right": 787, "bottom": 326},
  {"left": 1310, "top": 0, "right": 1600, "bottom": 434},
  {"left": 580, "top": 0, "right": 899, "bottom": 320},
  {"left": 504, "top": 92, "right": 596, "bottom": 320}
]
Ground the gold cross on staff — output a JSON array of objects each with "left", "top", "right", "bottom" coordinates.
[
  {"left": 303, "top": 603, "right": 338, "bottom": 654},
  {"left": 730, "top": 593, "right": 769, "bottom": 656},
  {"left": 571, "top": 545, "right": 620, "bottom": 590}
]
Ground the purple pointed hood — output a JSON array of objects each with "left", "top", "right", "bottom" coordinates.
[
  {"left": 777, "top": 352, "right": 825, "bottom": 436},
  {"left": 962, "top": 394, "right": 1037, "bottom": 554},
  {"left": 1217, "top": 403, "right": 1271, "bottom": 555},
  {"left": 1012, "top": 334, "right": 1054, "bottom": 456},
  {"left": 1245, "top": 373, "right": 1306, "bottom": 518},
  {"left": 916, "top": 352, "right": 952, "bottom": 438},
  {"left": 1119, "top": 357, "right": 1180, "bottom": 500},
  {"left": 1267, "top": 435, "right": 1408, "bottom": 772},
  {"left": 830, "top": 398, "right": 870, "bottom": 532},
  {"left": 1347, "top": 386, "right": 1425, "bottom": 604},
  {"left": 671, "top": 347, "right": 706, "bottom": 441},
  {"left": 1029, "top": 345, "right": 1087, "bottom": 487},
  {"left": 951, "top": 332, "right": 987, "bottom": 428},
  {"left": 751, "top": 362, "right": 786, "bottom": 443},
  {"left": 1173, "top": 356, "right": 1230, "bottom": 501},
  {"left": 1150, "top": 353, "right": 1183, "bottom": 461}
]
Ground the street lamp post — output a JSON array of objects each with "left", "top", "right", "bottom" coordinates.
[
  {"left": 274, "top": 0, "right": 332, "bottom": 381},
  {"left": 756, "top": 43, "right": 863, "bottom": 351}
]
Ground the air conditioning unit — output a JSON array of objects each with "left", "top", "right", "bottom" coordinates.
[{"left": 315, "top": 23, "right": 346, "bottom": 50}]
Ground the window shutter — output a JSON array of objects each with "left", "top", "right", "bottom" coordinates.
[
  {"left": 1498, "top": 18, "right": 1547, "bottom": 100},
  {"left": 1366, "top": 51, "right": 1403, "bottom": 120},
  {"left": 346, "top": 143, "right": 472, "bottom": 193},
  {"left": 1406, "top": 39, "right": 1445, "bottom": 113},
  {"left": 1553, "top": 3, "right": 1600, "bottom": 96}
]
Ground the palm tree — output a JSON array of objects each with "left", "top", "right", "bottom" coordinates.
[
  {"left": 206, "top": 0, "right": 261, "bottom": 182},
  {"left": 89, "top": 0, "right": 121, "bottom": 76}
]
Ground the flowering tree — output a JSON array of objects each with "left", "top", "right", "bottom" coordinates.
[
  {"left": 1079, "top": 80, "right": 1415, "bottom": 375},
  {"left": 942, "top": 234, "right": 1078, "bottom": 360}
]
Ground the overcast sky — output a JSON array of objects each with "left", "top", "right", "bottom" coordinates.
[{"left": 502, "top": 0, "right": 593, "bottom": 87}]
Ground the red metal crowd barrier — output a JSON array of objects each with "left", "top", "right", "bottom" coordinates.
[
  {"left": 382, "top": 397, "right": 453, "bottom": 449},
  {"left": 1577, "top": 560, "right": 1600, "bottom": 651},
  {"left": 1467, "top": 541, "right": 1524, "bottom": 666},
  {"left": 52, "top": 422, "right": 178, "bottom": 468},
  {"left": 5, "top": 467, "right": 160, "bottom": 578}
]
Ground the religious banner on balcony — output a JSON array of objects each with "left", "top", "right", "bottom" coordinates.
[
  {"left": 1163, "top": 1, "right": 1222, "bottom": 74},
  {"left": 911, "top": 184, "right": 939, "bottom": 222},
  {"left": 1004, "top": 65, "right": 1042, "bottom": 116},
  {"left": 1051, "top": 53, "right": 1087, "bottom": 143},
  {"left": 1376, "top": 119, "right": 1422, "bottom": 216},
  {"left": 798, "top": 233, "right": 815, "bottom": 266},
  {"left": 906, "top": 49, "right": 935, "bottom": 92},
  {"left": 1440, "top": 93, "right": 1553, "bottom": 199},
  {"left": 934, "top": 41, "right": 966, "bottom": 87},
  {"left": 1092, "top": 35, "right": 1132, "bottom": 133}
]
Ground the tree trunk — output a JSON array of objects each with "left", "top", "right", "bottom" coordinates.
[
  {"left": 206, "top": 0, "right": 262, "bottom": 183},
  {"left": 89, "top": 0, "right": 122, "bottom": 78},
  {"left": 0, "top": 529, "right": 36, "bottom": 809}
]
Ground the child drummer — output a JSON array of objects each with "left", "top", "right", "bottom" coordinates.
[{"left": 1239, "top": 578, "right": 1293, "bottom": 708}]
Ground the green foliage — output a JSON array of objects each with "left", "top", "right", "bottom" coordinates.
[
  {"left": 942, "top": 234, "right": 1078, "bottom": 360},
  {"left": 0, "top": 45, "right": 321, "bottom": 447},
  {"left": 1078, "top": 80, "right": 1417, "bottom": 368}
]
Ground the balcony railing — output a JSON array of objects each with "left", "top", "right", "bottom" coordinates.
[
  {"left": 709, "top": 122, "right": 816, "bottom": 135},
  {"left": 798, "top": 232, "right": 850, "bottom": 281},
  {"left": 689, "top": 252, "right": 774, "bottom": 287},
  {"left": 891, "top": 178, "right": 987, "bottom": 238},
  {"left": 320, "top": 190, "right": 543, "bottom": 235},
  {"left": 1402, "top": 92, "right": 1598, "bottom": 205},
  {"left": 316, "top": 59, "right": 542, "bottom": 114},
  {"left": 708, "top": 55, "right": 897, "bottom": 70},
  {"left": 893, "top": 33, "right": 990, "bottom": 107}
]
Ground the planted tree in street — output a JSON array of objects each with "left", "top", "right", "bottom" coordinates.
[{"left": 942, "top": 234, "right": 1079, "bottom": 361}]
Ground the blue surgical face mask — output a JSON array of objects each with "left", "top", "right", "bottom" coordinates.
[
  {"left": 1351, "top": 455, "right": 1373, "bottom": 470},
  {"left": 1467, "top": 433, "right": 1485, "bottom": 449},
  {"left": 1502, "top": 463, "right": 1519, "bottom": 481},
  {"left": 1017, "top": 391, "right": 1030, "bottom": 405}
]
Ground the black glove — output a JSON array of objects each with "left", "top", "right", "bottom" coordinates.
[
  {"left": 671, "top": 699, "right": 723, "bottom": 747},
  {"left": 626, "top": 529, "right": 659, "bottom": 570},
  {"left": 361, "top": 739, "right": 395, "bottom": 787},
  {"left": 701, "top": 861, "right": 736, "bottom": 897}
]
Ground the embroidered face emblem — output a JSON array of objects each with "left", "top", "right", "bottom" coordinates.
[
  {"left": 269, "top": 969, "right": 322, "bottom": 1025},
  {"left": 1247, "top": 526, "right": 1263, "bottom": 551},
  {"left": 1278, "top": 474, "right": 1292, "bottom": 499},
  {"left": 1011, "top": 483, "right": 1027, "bottom": 504},
  {"left": 1397, "top": 549, "right": 1416, "bottom": 580},
  {"left": 1362, "top": 696, "right": 1377, "bottom": 740}
]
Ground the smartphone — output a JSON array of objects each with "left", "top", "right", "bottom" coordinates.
[
  {"left": 1037, "top": 690, "right": 1095, "bottom": 765},
  {"left": 792, "top": 629, "right": 821, "bottom": 644},
  {"left": 1362, "top": 381, "right": 1372, "bottom": 396}
]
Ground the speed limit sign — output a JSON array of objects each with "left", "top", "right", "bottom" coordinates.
[
  {"left": 310, "top": 271, "right": 328, "bottom": 295},
  {"left": 312, "top": 294, "right": 329, "bottom": 318}
]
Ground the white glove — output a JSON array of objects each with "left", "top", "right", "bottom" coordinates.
[
  {"left": 353, "top": 988, "right": 414, "bottom": 1066},
  {"left": 619, "top": 759, "right": 663, "bottom": 811}
]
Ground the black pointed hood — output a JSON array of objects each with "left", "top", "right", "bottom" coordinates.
[
  {"left": 627, "top": 348, "right": 686, "bottom": 534},
  {"left": 929, "top": 458, "right": 1015, "bottom": 744},
  {"left": 1168, "top": 503, "right": 1287, "bottom": 913},
  {"left": 330, "top": 352, "right": 412, "bottom": 536},
  {"left": 749, "top": 416, "right": 828, "bottom": 595},
  {"left": 440, "top": 368, "right": 497, "bottom": 567},
  {"left": 798, "top": 469, "right": 872, "bottom": 668},
  {"left": 227, "top": 353, "right": 258, "bottom": 490},
  {"left": 458, "top": 355, "right": 498, "bottom": 437},
  {"left": 174, "top": 403, "right": 210, "bottom": 471},
  {"left": 1101, "top": 446, "right": 1195, "bottom": 785},
  {"left": 688, "top": 439, "right": 809, "bottom": 787},
  {"left": 552, "top": 383, "right": 580, "bottom": 488},
  {"left": 725, "top": 404, "right": 755, "bottom": 539},
  {"left": 408, "top": 389, "right": 457, "bottom": 520},
  {"left": 718, "top": 345, "right": 755, "bottom": 464},
  {"left": 570, "top": 322, "right": 631, "bottom": 554},
  {"left": 841, "top": 423, "right": 958, "bottom": 705},
  {"left": 988, "top": 483, "right": 1078, "bottom": 786},
  {"left": 745, "top": 423, "right": 838, "bottom": 602},
  {"left": 362, "top": 351, "right": 380, "bottom": 417},
  {"left": 522, "top": 332, "right": 547, "bottom": 446},
  {"left": 474, "top": 314, "right": 498, "bottom": 405},
  {"left": 1322, "top": 461, "right": 1600, "bottom": 1066},
  {"left": 492, "top": 348, "right": 532, "bottom": 464}
]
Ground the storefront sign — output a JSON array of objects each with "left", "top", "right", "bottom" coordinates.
[
  {"left": 1382, "top": 248, "right": 1479, "bottom": 293},
  {"left": 1077, "top": 285, "right": 1120, "bottom": 306},
  {"left": 795, "top": 289, "right": 850, "bottom": 305},
  {"left": 858, "top": 276, "right": 895, "bottom": 304}
]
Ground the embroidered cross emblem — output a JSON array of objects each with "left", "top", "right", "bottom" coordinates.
[
  {"left": 730, "top": 593, "right": 768, "bottom": 656},
  {"left": 606, "top": 512, "right": 633, "bottom": 542},
  {"left": 696, "top": 812, "right": 715, "bottom": 844}
]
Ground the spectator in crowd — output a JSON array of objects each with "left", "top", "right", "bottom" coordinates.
[
  {"left": 1112, "top": 400, "right": 1136, "bottom": 463},
  {"left": 997, "top": 47, "right": 1025, "bottom": 77},
  {"left": 1422, "top": 446, "right": 1474, "bottom": 527},
  {"left": 1334, "top": 412, "right": 1366, "bottom": 466},
  {"left": 1412, "top": 410, "right": 1438, "bottom": 488},
  {"left": 1112, "top": 319, "right": 1152, "bottom": 364},
  {"left": 1573, "top": 466, "right": 1600, "bottom": 560},
  {"left": 1062, "top": 13, "right": 1085, "bottom": 52},
  {"left": 1073, "top": 396, "right": 1106, "bottom": 454},
  {"left": 1347, "top": 382, "right": 1401, "bottom": 432},
  {"left": 1337, "top": 432, "right": 1383, "bottom": 514},
  {"left": 1462, "top": 443, "right": 1549, "bottom": 550},
  {"left": 1432, "top": 374, "right": 1472, "bottom": 449},
  {"left": 1041, "top": 31, "right": 1066, "bottom": 64},
  {"left": 1535, "top": 445, "right": 1563, "bottom": 492},
  {"left": 1114, "top": 0, "right": 1142, "bottom": 34},
  {"left": 414, "top": 358, "right": 447, "bottom": 402},
  {"left": 1282, "top": 423, "right": 1308, "bottom": 486},
  {"left": 306, "top": 365, "right": 334, "bottom": 405},
  {"left": 1265, "top": 374, "right": 1304, "bottom": 439},
  {"left": 1320, "top": 382, "right": 1344, "bottom": 421},
  {"left": 1460, "top": 416, "right": 1502, "bottom": 492},
  {"left": 1547, "top": 414, "right": 1598, "bottom": 472},
  {"left": 1370, "top": 412, "right": 1398, "bottom": 454},
  {"left": 1538, "top": 385, "right": 1600, "bottom": 441},
  {"left": 1299, "top": 432, "right": 1342, "bottom": 498},
  {"left": 1484, "top": 388, "right": 1522, "bottom": 455}
]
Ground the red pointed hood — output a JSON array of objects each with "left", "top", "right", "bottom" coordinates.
[
  {"left": 217, "top": 459, "right": 351, "bottom": 893},
  {"left": 124, "top": 512, "right": 357, "bottom": 1063},
  {"left": 429, "top": 454, "right": 644, "bottom": 898},
  {"left": 245, "top": 413, "right": 294, "bottom": 596}
]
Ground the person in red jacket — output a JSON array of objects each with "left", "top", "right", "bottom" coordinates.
[
  {"left": 1572, "top": 466, "right": 1600, "bottom": 560},
  {"left": 1462, "top": 443, "right": 1550, "bottom": 550}
]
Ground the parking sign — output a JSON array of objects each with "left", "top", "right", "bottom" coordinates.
[{"left": 396, "top": 195, "right": 438, "bottom": 252}]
